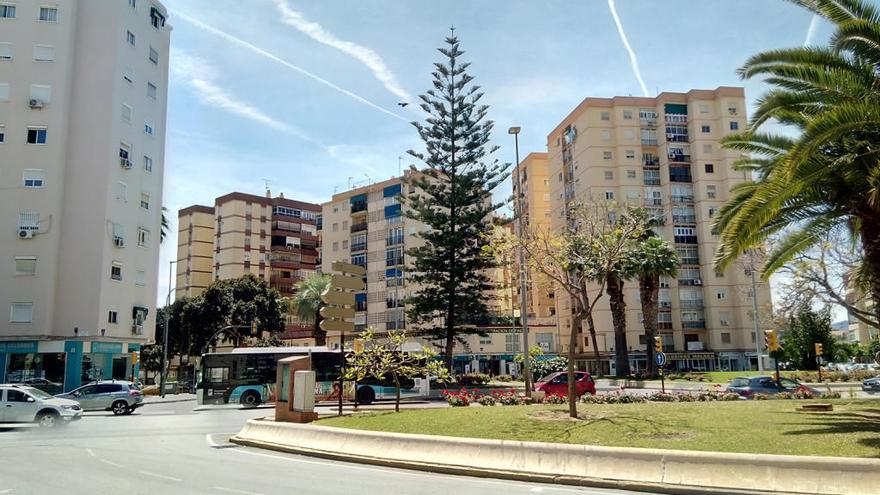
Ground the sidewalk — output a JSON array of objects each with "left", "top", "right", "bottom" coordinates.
[{"left": 143, "top": 393, "right": 197, "bottom": 404}]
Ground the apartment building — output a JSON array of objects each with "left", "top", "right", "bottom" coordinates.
[
  {"left": 176, "top": 191, "right": 321, "bottom": 340},
  {"left": 844, "top": 276, "right": 879, "bottom": 345},
  {"left": 0, "top": 1, "right": 171, "bottom": 392},
  {"left": 545, "top": 87, "right": 771, "bottom": 373}
]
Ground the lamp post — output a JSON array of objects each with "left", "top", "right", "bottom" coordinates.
[
  {"left": 748, "top": 249, "right": 764, "bottom": 372},
  {"left": 160, "top": 260, "right": 176, "bottom": 398},
  {"left": 508, "top": 126, "right": 532, "bottom": 394}
]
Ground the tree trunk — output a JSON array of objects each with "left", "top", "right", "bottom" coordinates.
[
  {"left": 393, "top": 373, "right": 401, "bottom": 413},
  {"left": 639, "top": 274, "right": 659, "bottom": 376},
  {"left": 606, "top": 273, "right": 630, "bottom": 377},
  {"left": 568, "top": 312, "right": 585, "bottom": 418},
  {"left": 859, "top": 214, "right": 880, "bottom": 327},
  {"left": 444, "top": 332, "right": 455, "bottom": 375},
  {"left": 314, "top": 308, "right": 326, "bottom": 347}
]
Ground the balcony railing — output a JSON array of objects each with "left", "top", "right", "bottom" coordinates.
[
  {"left": 350, "top": 201, "right": 367, "bottom": 214},
  {"left": 387, "top": 235, "right": 405, "bottom": 246},
  {"left": 644, "top": 177, "right": 661, "bottom": 186},
  {"left": 679, "top": 256, "right": 700, "bottom": 265},
  {"left": 680, "top": 299, "right": 704, "bottom": 309},
  {"left": 682, "top": 320, "right": 706, "bottom": 329},
  {"left": 674, "top": 235, "right": 699, "bottom": 244},
  {"left": 672, "top": 215, "right": 697, "bottom": 224},
  {"left": 666, "top": 134, "right": 689, "bottom": 143},
  {"left": 668, "top": 154, "right": 691, "bottom": 163},
  {"left": 350, "top": 222, "right": 367, "bottom": 233},
  {"left": 671, "top": 195, "right": 695, "bottom": 204},
  {"left": 350, "top": 242, "right": 367, "bottom": 252},
  {"left": 665, "top": 115, "right": 688, "bottom": 124},
  {"left": 641, "top": 138, "right": 659, "bottom": 146},
  {"left": 643, "top": 198, "right": 662, "bottom": 207},
  {"left": 678, "top": 278, "right": 703, "bottom": 286},
  {"left": 386, "top": 256, "right": 404, "bottom": 267}
]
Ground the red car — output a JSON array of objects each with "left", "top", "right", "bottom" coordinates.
[{"left": 535, "top": 371, "right": 596, "bottom": 397}]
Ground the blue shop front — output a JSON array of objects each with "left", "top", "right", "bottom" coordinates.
[{"left": 0, "top": 340, "right": 141, "bottom": 393}]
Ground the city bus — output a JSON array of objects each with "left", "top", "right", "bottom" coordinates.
[{"left": 196, "top": 347, "right": 430, "bottom": 406}]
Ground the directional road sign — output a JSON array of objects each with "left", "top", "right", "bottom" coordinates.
[{"left": 655, "top": 352, "right": 667, "bottom": 367}]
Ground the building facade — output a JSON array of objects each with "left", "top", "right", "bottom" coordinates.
[
  {"left": 0, "top": 0, "right": 171, "bottom": 391},
  {"left": 176, "top": 191, "right": 321, "bottom": 340},
  {"left": 545, "top": 87, "right": 771, "bottom": 373}
]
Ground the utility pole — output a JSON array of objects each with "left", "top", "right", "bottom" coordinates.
[
  {"left": 508, "top": 126, "right": 531, "bottom": 394},
  {"left": 748, "top": 250, "right": 764, "bottom": 372}
]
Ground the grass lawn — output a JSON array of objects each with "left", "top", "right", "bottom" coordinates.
[{"left": 320, "top": 399, "right": 880, "bottom": 458}]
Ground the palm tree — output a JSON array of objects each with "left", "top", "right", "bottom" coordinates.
[
  {"left": 714, "top": 0, "right": 880, "bottom": 326},
  {"left": 291, "top": 274, "right": 332, "bottom": 346},
  {"left": 160, "top": 206, "right": 169, "bottom": 244},
  {"left": 635, "top": 237, "right": 679, "bottom": 375}
]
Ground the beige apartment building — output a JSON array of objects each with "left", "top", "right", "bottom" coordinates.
[
  {"left": 0, "top": 0, "right": 170, "bottom": 392},
  {"left": 177, "top": 192, "right": 321, "bottom": 340},
  {"left": 545, "top": 87, "right": 771, "bottom": 373}
]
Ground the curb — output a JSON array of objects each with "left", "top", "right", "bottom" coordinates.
[
  {"left": 143, "top": 397, "right": 197, "bottom": 405},
  {"left": 230, "top": 419, "right": 880, "bottom": 495}
]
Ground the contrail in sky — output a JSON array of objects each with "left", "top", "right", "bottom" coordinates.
[
  {"left": 171, "top": 9, "right": 407, "bottom": 122},
  {"left": 804, "top": 14, "right": 821, "bottom": 46},
  {"left": 607, "top": 0, "right": 649, "bottom": 97},
  {"left": 273, "top": 0, "right": 412, "bottom": 102}
]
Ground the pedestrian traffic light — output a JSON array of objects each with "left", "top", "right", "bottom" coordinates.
[
  {"left": 653, "top": 336, "right": 663, "bottom": 353},
  {"left": 764, "top": 330, "right": 780, "bottom": 352},
  {"left": 814, "top": 342, "right": 824, "bottom": 357}
]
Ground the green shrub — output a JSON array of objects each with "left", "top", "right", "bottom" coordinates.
[
  {"left": 442, "top": 389, "right": 474, "bottom": 406},
  {"left": 455, "top": 373, "right": 490, "bottom": 386},
  {"left": 476, "top": 394, "right": 497, "bottom": 406},
  {"left": 648, "top": 392, "right": 678, "bottom": 402},
  {"left": 494, "top": 374, "right": 514, "bottom": 382},
  {"left": 543, "top": 393, "right": 568, "bottom": 404},
  {"left": 752, "top": 393, "right": 770, "bottom": 400},
  {"left": 819, "top": 391, "right": 841, "bottom": 399},
  {"left": 492, "top": 389, "right": 523, "bottom": 406},
  {"left": 531, "top": 357, "right": 569, "bottom": 382}
]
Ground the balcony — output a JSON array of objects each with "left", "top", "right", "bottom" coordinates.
[
  {"left": 350, "top": 242, "right": 367, "bottom": 252},
  {"left": 350, "top": 222, "right": 368, "bottom": 233},
  {"left": 672, "top": 214, "right": 697, "bottom": 224},
  {"left": 641, "top": 138, "right": 659, "bottom": 146},
  {"left": 674, "top": 235, "right": 699, "bottom": 245},
  {"left": 680, "top": 299, "right": 704, "bottom": 309},
  {"left": 386, "top": 256, "right": 404, "bottom": 267},
  {"left": 678, "top": 278, "right": 703, "bottom": 286},
  {"left": 643, "top": 156, "right": 660, "bottom": 167},
  {"left": 350, "top": 201, "right": 367, "bottom": 214},
  {"left": 671, "top": 195, "right": 694, "bottom": 204},
  {"left": 643, "top": 175, "right": 661, "bottom": 186},
  {"left": 387, "top": 235, "right": 405, "bottom": 246},
  {"left": 668, "top": 153, "right": 691, "bottom": 163},
  {"left": 679, "top": 256, "right": 700, "bottom": 265},
  {"left": 669, "top": 168, "right": 693, "bottom": 183},
  {"left": 644, "top": 198, "right": 662, "bottom": 207},
  {"left": 682, "top": 320, "right": 706, "bottom": 329},
  {"left": 665, "top": 114, "right": 688, "bottom": 124}
]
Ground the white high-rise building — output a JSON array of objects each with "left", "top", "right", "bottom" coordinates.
[{"left": 0, "top": 0, "right": 171, "bottom": 392}]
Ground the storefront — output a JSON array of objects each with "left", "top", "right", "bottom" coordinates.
[{"left": 0, "top": 340, "right": 141, "bottom": 392}]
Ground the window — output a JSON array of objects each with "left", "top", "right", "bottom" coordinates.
[
  {"left": 147, "top": 82, "right": 157, "bottom": 99},
  {"left": 603, "top": 151, "right": 612, "bottom": 160},
  {"left": 0, "top": 83, "right": 9, "bottom": 101},
  {"left": 721, "top": 333, "right": 731, "bottom": 344},
  {"left": 706, "top": 185, "right": 717, "bottom": 199},
  {"left": 116, "top": 181, "right": 127, "bottom": 202},
  {"left": 622, "top": 110, "right": 633, "bottom": 120},
  {"left": 479, "top": 335, "right": 492, "bottom": 345},
  {"left": 108, "top": 311, "right": 118, "bottom": 324},
  {"left": 332, "top": 223, "right": 338, "bottom": 232},
  {"left": 126, "top": 30, "right": 135, "bottom": 45},
  {"left": 14, "top": 257, "right": 36, "bottom": 276},
  {"left": 332, "top": 241, "right": 339, "bottom": 252},
  {"left": 0, "top": 4, "right": 15, "bottom": 18},
  {"left": 730, "top": 121, "right": 739, "bottom": 131},
  {"left": 39, "top": 6, "right": 57, "bottom": 22},
  {"left": 701, "top": 125, "right": 710, "bottom": 133},
  {"left": 121, "top": 103, "right": 132, "bottom": 123},
  {"left": 111, "top": 262, "right": 123, "bottom": 281},
  {"left": 0, "top": 42, "right": 12, "bottom": 60},
  {"left": 702, "top": 144, "right": 712, "bottom": 154},
  {"left": 705, "top": 163, "right": 714, "bottom": 174},
  {"left": 22, "top": 169, "right": 45, "bottom": 188},
  {"left": 627, "top": 169, "right": 636, "bottom": 179},
  {"left": 601, "top": 130, "right": 611, "bottom": 141},
  {"left": 144, "top": 122, "right": 154, "bottom": 135},
  {"left": 625, "top": 149, "right": 635, "bottom": 159},
  {"left": 604, "top": 170, "right": 613, "bottom": 180},
  {"left": 605, "top": 191, "right": 614, "bottom": 200},
  {"left": 135, "top": 270, "right": 145, "bottom": 286},
  {"left": 600, "top": 111, "right": 610, "bottom": 121},
  {"left": 29, "top": 84, "right": 51, "bottom": 103},
  {"left": 708, "top": 206, "right": 717, "bottom": 217},
  {"left": 342, "top": 240, "right": 349, "bottom": 249},
  {"left": 720, "top": 312, "right": 731, "bottom": 327},
  {"left": 10, "top": 303, "right": 33, "bottom": 323},
  {"left": 26, "top": 127, "right": 47, "bottom": 144},
  {"left": 715, "top": 269, "right": 724, "bottom": 278},
  {"left": 129, "top": 0, "right": 136, "bottom": 7},
  {"left": 137, "top": 227, "right": 149, "bottom": 246},
  {"left": 33, "top": 45, "right": 54, "bottom": 61},
  {"left": 149, "top": 46, "right": 158, "bottom": 64},
  {"left": 716, "top": 290, "right": 727, "bottom": 300},
  {"left": 123, "top": 66, "right": 133, "bottom": 84},
  {"left": 0, "top": 124, "right": 4, "bottom": 142},
  {"left": 143, "top": 155, "right": 152, "bottom": 172}
]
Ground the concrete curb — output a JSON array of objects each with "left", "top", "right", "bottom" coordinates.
[
  {"left": 143, "top": 397, "right": 196, "bottom": 405},
  {"left": 231, "top": 419, "right": 880, "bottom": 495}
]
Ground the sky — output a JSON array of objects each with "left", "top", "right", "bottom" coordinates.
[{"left": 156, "top": 0, "right": 829, "bottom": 309}]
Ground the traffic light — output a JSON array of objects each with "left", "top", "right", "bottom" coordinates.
[
  {"left": 131, "top": 351, "right": 139, "bottom": 365},
  {"left": 653, "top": 336, "right": 663, "bottom": 353},
  {"left": 814, "top": 342, "right": 824, "bottom": 357},
  {"left": 764, "top": 330, "right": 780, "bottom": 352},
  {"left": 250, "top": 321, "right": 258, "bottom": 336}
]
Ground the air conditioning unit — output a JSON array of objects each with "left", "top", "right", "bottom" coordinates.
[
  {"left": 18, "top": 229, "right": 35, "bottom": 239},
  {"left": 113, "top": 236, "right": 125, "bottom": 248},
  {"left": 132, "top": 325, "right": 144, "bottom": 335},
  {"left": 720, "top": 319, "right": 730, "bottom": 327},
  {"left": 28, "top": 99, "right": 44, "bottom": 109},
  {"left": 694, "top": 279, "right": 702, "bottom": 285},
  {"left": 728, "top": 108, "right": 738, "bottom": 115},
  {"left": 120, "top": 158, "right": 133, "bottom": 169}
]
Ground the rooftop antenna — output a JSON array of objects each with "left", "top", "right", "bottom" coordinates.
[
  {"left": 261, "top": 178, "right": 271, "bottom": 195},
  {"left": 398, "top": 156, "right": 402, "bottom": 177},
  {"left": 364, "top": 173, "right": 372, "bottom": 185},
  {"left": 348, "top": 176, "right": 354, "bottom": 190}
]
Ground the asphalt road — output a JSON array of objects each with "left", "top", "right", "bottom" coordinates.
[{"left": 0, "top": 400, "right": 660, "bottom": 495}]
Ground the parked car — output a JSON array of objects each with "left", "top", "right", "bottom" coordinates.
[
  {"left": 535, "top": 371, "right": 596, "bottom": 397},
  {"left": 23, "top": 378, "right": 64, "bottom": 395},
  {"left": 726, "top": 376, "right": 820, "bottom": 398},
  {"left": 862, "top": 376, "right": 880, "bottom": 392},
  {"left": 56, "top": 380, "right": 144, "bottom": 415},
  {"left": 0, "top": 384, "right": 82, "bottom": 427}
]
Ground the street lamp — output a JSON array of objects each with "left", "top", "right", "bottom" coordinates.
[
  {"left": 160, "top": 260, "right": 177, "bottom": 398},
  {"left": 508, "top": 126, "right": 532, "bottom": 394}
]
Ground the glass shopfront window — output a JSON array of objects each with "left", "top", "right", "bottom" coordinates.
[
  {"left": 5, "top": 353, "right": 66, "bottom": 394},
  {"left": 81, "top": 353, "right": 131, "bottom": 382}
]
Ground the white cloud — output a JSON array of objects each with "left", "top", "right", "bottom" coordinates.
[
  {"left": 804, "top": 14, "right": 821, "bottom": 46},
  {"left": 170, "top": 9, "right": 407, "bottom": 122},
  {"left": 273, "top": 0, "right": 411, "bottom": 103},
  {"left": 607, "top": 0, "right": 649, "bottom": 97}
]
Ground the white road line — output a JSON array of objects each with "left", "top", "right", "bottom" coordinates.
[
  {"left": 139, "top": 470, "right": 182, "bottom": 482},
  {"left": 86, "top": 448, "right": 95, "bottom": 457},
  {"left": 99, "top": 459, "right": 123, "bottom": 468},
  {"left": 215, "top": 487, "right": 265, "bottom": 495},
  {"left": 0, "top": 489, "right": 13, "bottom": 494},
  {"left": 205, "top": 433, "right": 220, "bottom": 447}
]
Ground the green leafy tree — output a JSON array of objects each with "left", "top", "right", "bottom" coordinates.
[
  {"left": 199, "top": 274, "right": 288, "bottom": 350},
  {"left": 403, "top": 31, "right": 511, "bottom": 370},
  {"left": 714, "top": 0, "right": 880, "bottom": 327},
  {"left": 291, "top": 274, "right": 332, "bottom": 346},
  {"left": 635, "top": 237, "right": 680, "bottom": 375},
  {"left": 344, "top": 328, "right": 449, "bottom": 412},
  {"left": 783, "top": 306, "right": 836, "bottom": 370},
  {"left": 139, "top": 344, "right": 163, "bottom": 384}
]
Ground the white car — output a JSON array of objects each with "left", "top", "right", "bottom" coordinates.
[{"left": 0, "top": 384, "right": 83, "bottom": 427}]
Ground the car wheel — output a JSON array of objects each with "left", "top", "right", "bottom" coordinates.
[
  {"left": 240, "top": 391, "right": 261, "bottom": 408},
  {"left": 356, "top": 386, "right": 375, "bottom": 405},
  {"left": 36, "top": 411, "right": 59, "bottom": 428},
  {"left": 111, "top": 400, "right": 129, "bottom": 416},
  {"left": 123, "top": 405, "right": 135, "bottom": 415}
]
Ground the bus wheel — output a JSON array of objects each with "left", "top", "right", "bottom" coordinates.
[
  {"left": 356, "top": 387, "right": 375, "bottom": 405},
  {"left": 240, "top": 391, "right": 261, "bottom": 408}
]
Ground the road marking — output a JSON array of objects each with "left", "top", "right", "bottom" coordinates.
[
  {"left": 205, "top": 433, "right": 220, "bottom": 447},
  {"left": 86, "top": 448, "right": 95, "bottom": 457},
  {"left": 215, "top": 487, "right": 265, "bottom": 495},
  {"left": 0, "top": 489, "right": 13, "bottom": 494},
  {"left": 99, "top": 459, "right": 123, "bottom": 468},
  {"left": 139, "top": 470, "right": 182, "bottom": 482},
  {"left": 139, "top": 411, "right": 177, "bottom": 416}
]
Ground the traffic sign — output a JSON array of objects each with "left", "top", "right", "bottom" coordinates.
[
  {"left": 321, "top": 291, "right": 355, "bottom": 306},
  {"left": 320, "top": 306, "right": 355, "bottom": 320},
  {"left": 655, "top": 352, "right": 666, "bottom": 367},
  {"left": 331, "top": 261, "right": 366, "bottom": 276},
  {"left": 319, "top": 318, "right": 355, "bottom": 333},
  {"left": 331, "top": 274, "right": 366, "bottom": 291}
]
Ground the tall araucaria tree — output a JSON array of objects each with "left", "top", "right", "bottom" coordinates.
[{"left": 403, "top": 30, "right": 511, "bottom": 371}]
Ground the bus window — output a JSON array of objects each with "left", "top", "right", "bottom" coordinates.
[{"left": 206, "top": 367, "right": 229, "bottom": 384}]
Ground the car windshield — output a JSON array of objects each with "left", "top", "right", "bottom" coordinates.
[
  {"left": 23, "top": 387, "right": 54, "bottom": 400},
  {"left": 730, "top": 378, "right": 750, "bottom": 387}
]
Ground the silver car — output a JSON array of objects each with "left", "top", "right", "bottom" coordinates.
[
  {"left": 0, "top": 384, "right": 82, "bottom": 427},
  {"left": 57, "top": 381, "right": 144, "bottom": 415}
]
